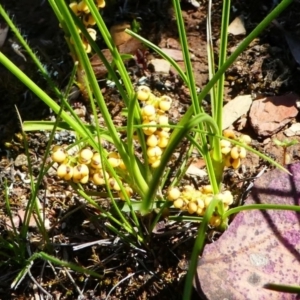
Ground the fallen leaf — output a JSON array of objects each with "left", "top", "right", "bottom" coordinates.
[
  {"left": 186, "top": 163, "right": 207, "bottom": 177},
  {"left": 222, "top": 94, "right": 252, "bottom": 130},
  {"left": 110, "top": 23, "right": 131, "bottom": 46},
  {"left": 195, "top": 163, "right": 300, "bottom": 300}
]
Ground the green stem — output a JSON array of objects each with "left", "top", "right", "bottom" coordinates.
[
  {"left": 142, "top": 113, "right": 218, "bottom": 212},
  {"left": 183, "top": 197, "right": 221, "bottom": 299},
  {"left": 223, "top": 203, "right": 300, "bottom": 220},
  {"left": 0, "top": 52, "right": 95, "bottom": 143}
]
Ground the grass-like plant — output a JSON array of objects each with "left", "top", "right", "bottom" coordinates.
[{"left": 0, "top": 0, "right": 298, "bottom": 298}]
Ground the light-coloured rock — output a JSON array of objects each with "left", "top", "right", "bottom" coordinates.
[
  {"left": 249, "top": 93, "right": 299, "bottom": 136},
  {"left": 228, "top": 16, "right": 246, "bottom": 35},
  {"left": 161, "top": 48, "right": 183, "bottom": 61},
  {"left": 14, "top": 154, "right": 28, "bottom": 167},
  {"left": 222, "top": 95, "right": 253, "bottom": 130},
  {"left": 284, "top": 123, "right": 300, "bottom": 137},
  {"left": 149, "top": 58, "right": 171, "bottom": 74}
]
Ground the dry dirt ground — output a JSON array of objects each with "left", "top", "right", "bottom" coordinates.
[{"left": 0, "top": 0, "right": 300, "bottom": 299}]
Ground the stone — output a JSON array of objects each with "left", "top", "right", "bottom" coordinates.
[
  {"left": 249, "top": 93, "right": 299, "bottom": 136},
  {"left": 228, "top": 16, "right": 246, "bottom": 35},
  {"left": 148, "top": 58, "right": 171, "bottom": 74},
  {"left": 195, "top": 163, "right": 300, "bottom": 300},
  {"left": 284, "top": 122, "right": 300, "bottom": 137}
]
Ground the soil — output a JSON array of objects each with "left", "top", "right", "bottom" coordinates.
[{"left": 1, "top": 0, "right": 300, "bottom": 299}]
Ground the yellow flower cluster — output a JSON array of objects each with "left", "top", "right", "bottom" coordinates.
[
  {"left": 69, "top": 0, "right": 105, "bottom": 53},
  {"left": 51, "top": 146, "right": 132, "bottom": 199},
  {"left": 221, "top": 130, "right": 251, "bottom": 169},
  {"left": 137, "top": 86, "right": 172, "bottom": 168},
  {"left": 167, "top": 185, "right": 234, "bottom": 227}
]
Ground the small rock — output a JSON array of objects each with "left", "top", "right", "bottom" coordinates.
[
  {"left": 149, "top": 59, "right": 171, "bottom": 74},
  {"left": 161, "top": 48, "right": 183, "bottom": 61},
  {"left": 284, "top": 123, "right": 300, "bottom": 137},
  {"left": 249, "top": 93, "right": 299, "bottom": 136},
  {"left": 14, "top": 154, "right": 28, "bottom": 167},
  {"left": 190, "top": 0, "right": 200, "bottom": 7},
  {"left": 228, "top": 15, "right": 246, "bottom": 35},
  {"left": 166, "top": 38, "right": 181, "bottom": 49}
]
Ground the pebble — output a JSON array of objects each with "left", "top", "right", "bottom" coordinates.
[
  {"left": 249, "top": 93, "right": 299, "bottom": 136},
  {"left": 14, "top": 154, "right": 28, "bottom": 167}
]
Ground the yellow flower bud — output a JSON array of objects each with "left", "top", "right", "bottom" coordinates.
[
  {"left": 167, "top": 187, "right": 181, "bottom": 201},
  {"left": 80, "top": 175, "right": 89, "bottom": 184},
  {"left": 93, "top": 171, "right": 109, "bottom": 185},
  {"left": 202, "top": 185, "right": 213, "bottom": 194},
  {"left": 119, "top": 185, "right": 133, "bottom": 200},
  {"left": 224, "top": 155, "right": 234, "bottom": 167},
  {"left": 107, "top": 152, "right": 120, "bottom": 168},
  {"left": 51, "top": 147, "right": 67, "bottom": 163},
  {"left": 87, "top": 28, "right": 97, "bottom": 40},
  {"left": 196, "top": 198, "right": 205, "bottom": 209},
  {"left": 221, "top": 146, "right": 232, "bottom": 155},
  {"left": 108, "top": 178, "right": 121, "bottom": 191},
  {"left": 73, "top": 164, "right": 89, "bottom": 180},
  {"left": 119, "top": 160, "right": 126, "bottom": 170},
  {"left": 196, "top": 207, "right": 205, "bottom": 216},
  {"left": 209, "top": 215, "right": 221, "bottom": 227},
  {"left": 239, "top": 147, "right": 247, "bottom": 159},
  {"left": 141, "top": 105, "right": 156, "bottom": 119},
  {"left": 83, "top": 14, "right": 96, "bottom": 26},
  {"left": 151, "top": 160, "right": 161, "bottom": 168},
  {"left": 231, "top": 158, "right": 241, "bottom": 169},
  {"left": 187, "top": 201, "right": 197, "bottom": 214},
  {"left": 223, "top": 129, "right": 236, "bottom": 139},
  {"left": 69, "top": 2, "right": 79, "bottom": 15},
  {"left": 221, "top": 190, "right": 233, "bottom": 205},
  {"left": 204, "top": 195, "right": 213, "bottom": 207},
  {"left": 64, "top": 165, "right": 74, "bottom": 181},
  {"left": 137, "top": 86, "right": 151, "bottom": 101},
  {"left": 157, "top": 135, "right": 169, "bottom": 148},
  {"left": 91, "top": 153, "right": 102, "bottom": 169},
  {"left": 157, "top": 115, "right": 170, "bottom": 131},
  {"left": 146, "top": 134, "right": 158, "bottom": 147},
  {"left": 77, "top": 1, "right": 90, "bottom": 13},
  {"left": 240, "top": 134, "right": 252, "bottom": 145},
  {"left": 158, "top": 95, "right": 172, "bottom": 111},
  {"left": 148, "top": 155, "right": 160, "bottom": 164},
  {"left": 147, "top": 146, "right": 162, "bottom": 158},
  {"left": 96, "top": 0, "right": 105, "bottom": 8},
  {"left": 79, "top": 148, "right": 93, "bottom": 164},
  {"left": 220, "top": 139, "right": 231, "bottom": 148},
  {"left": 57, "top": 164, "right": 68, "bottom": 178},
  {"left": 231, "top": 146, "right": 246, "bottom": 159},
  {"left": 173, "top": 198, "right": 184, "bottom": 209},
  {"left": 142, "top": 121, "right": 157, "bottom": 135},
  {"left": 82, "top": 40, "right": 91, "bottom": 53}
]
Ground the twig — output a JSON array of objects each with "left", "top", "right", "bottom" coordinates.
[{"left": 28, "top": 269, "right": 53, "bottom": 300}]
